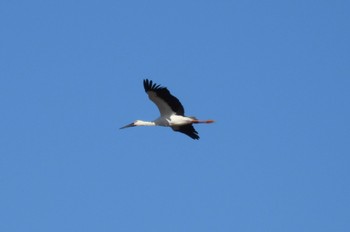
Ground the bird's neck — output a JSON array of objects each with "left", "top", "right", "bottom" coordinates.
[{"left": 138, "top": 120, "right": 156, "bottom": 126}]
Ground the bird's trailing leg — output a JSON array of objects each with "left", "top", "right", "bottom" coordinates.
[{"left": 192, "top": 119, "right": 215, "bottom": 124}]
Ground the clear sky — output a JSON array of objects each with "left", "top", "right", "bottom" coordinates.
[{"left": 1, "top": 0, "right": 349, "bottom": 231}]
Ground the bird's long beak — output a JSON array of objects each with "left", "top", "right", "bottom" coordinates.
[{"left": 120, "top": 122, "right": 135, "bottom": 129}]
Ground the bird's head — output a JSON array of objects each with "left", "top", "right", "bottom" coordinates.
[{"left": 120, "top": 120, "right": 143, "bottom": 129}]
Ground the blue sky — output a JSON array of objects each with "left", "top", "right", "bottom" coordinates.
[{"left": 1, "top": 0, "right": 349, "bottom": 231}]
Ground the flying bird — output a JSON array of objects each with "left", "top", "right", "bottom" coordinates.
[{"left": 120, "top": 79, "right": 214, "bottom": 139}]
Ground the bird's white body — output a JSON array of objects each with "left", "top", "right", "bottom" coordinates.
[
  {"left": 120, "top": 79, "right": 214, "bottom": 139},
  {"left": 150, "top": 114, "right": 194, "bottom": 126},
  {"left": 135, "top": 115, "right": 195, "bottom": 127}
]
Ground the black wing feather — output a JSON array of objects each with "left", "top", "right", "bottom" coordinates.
[
  {"left": 172, "top": 124, "right": 200, "bottom": 140},
  {"left": 143, "top": 79, "right": 185, "bottom": 115}
]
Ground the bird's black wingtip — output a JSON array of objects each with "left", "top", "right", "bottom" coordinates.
[
  {"left": 143, "top": 79, "right": 162, "bottom": 92},
  {"left": 143, "top": 79, "right": 150, "bottom": 92},
  {"left": 191, "top": 133, "right": 200, "bottom": 140},
  {"left": 143, "top": 79, "right": 150, "bottom": 90},
  {"left": 172, "top": 125, "right": 200, "bottom": 140}
]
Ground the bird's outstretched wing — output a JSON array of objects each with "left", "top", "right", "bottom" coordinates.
[
  {"left": 171, "top": 124, "right": 200, "bottom": 140},
  {"left": 143, "top": 79, "right": 185, "bottom": 116}
]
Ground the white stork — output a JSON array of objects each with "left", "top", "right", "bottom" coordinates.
[{"left": 120, "top": 79, "right": 214, "bottom": 140}]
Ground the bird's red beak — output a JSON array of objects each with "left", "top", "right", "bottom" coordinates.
[{"left": 120, "top": 122, "right": 136, "bottom": 129}]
